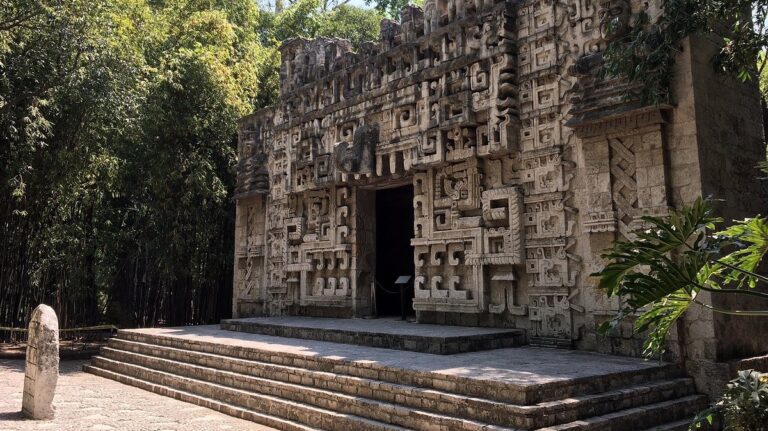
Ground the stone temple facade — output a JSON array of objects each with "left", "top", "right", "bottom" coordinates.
[{"left": 234, "top": 0, "right": 767, "bottom": 363}]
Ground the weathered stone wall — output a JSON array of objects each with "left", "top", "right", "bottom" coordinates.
[
  {"left": 670, "top": 34, "right": 768, "bottom": 396},
  {"left": 690, "top": 33, "right": 768, "bottom": 363},
  {"left": 234, "top": 0, "right": 767, "bottom": 355}
]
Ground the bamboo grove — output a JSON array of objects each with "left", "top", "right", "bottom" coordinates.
[{"left": 0, "top": 0, "right": 385, "bottom": 329}]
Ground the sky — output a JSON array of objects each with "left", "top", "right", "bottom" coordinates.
[
  {"left": 256, "top": 0, "right": 375, "bottom": 10},
  {"left": 346, "top": 0, "right": 372, "bottom": 7}
]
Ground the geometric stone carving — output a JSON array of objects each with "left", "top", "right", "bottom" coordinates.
[
  {"left": 489, "top": 272, "right": 527, "bottom": 315},
  {"left": 572, "top": 108, "right": 671, "bottom": 239},
  {"left": 231, "top": 0, "right": 709, "bottom": 352},
  {"left": 334, "top": 123, "right": 378, "bottom": 175},
  {"left": 583, "top": 210, "right": 618, "bottom": 233},
  {"left": 22, "top": 304, "right": 59, "bottom": 420},
  {"left": 529, "top": 293, "right": 572, "bottom": 345},
  {"left": 608, "top": 138, "right": 638, "bottom": 236},
  {"left": 235, "top": 2, "right": 570, "bottom": 324},
  {"left": 610, "top": 136, "right": 639, "bottom": 237}
]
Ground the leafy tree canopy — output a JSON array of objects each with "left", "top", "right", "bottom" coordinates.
[{"left": 364, "top": 0, "right": 423, "bottom": 19}]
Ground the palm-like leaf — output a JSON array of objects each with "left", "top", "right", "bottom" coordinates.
[
  {"left": 691, "top": 370, "right": 768, "bottom": 430},
  {"left": 635, "top": 292, "right": 690, "bottom": 358},
  {"left": 593, "top": 197, "right": 768, "bottom": 358},
  {"left": 594, "top": 197, "right": 721, "bottom": 299},
  {"left": 714, "top": 217, "right": 768, "bottom": 289}
]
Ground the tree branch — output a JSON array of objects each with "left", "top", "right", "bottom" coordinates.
[
  {"left": 695, "top": 281, "right": 768, "bottom": 300},
  {"left": 0, "top": 10, "right": 43, "bottom": 33},
  {"left": 692, "top": 299, "right": 768, "bottom": 316}
]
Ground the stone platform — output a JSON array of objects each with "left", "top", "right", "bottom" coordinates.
[
  {"left": 85, "top": 325, "right": 706, "bottom": 430},
  {"left": 220, "top": 316, "right": 525, "bottom": 354}
]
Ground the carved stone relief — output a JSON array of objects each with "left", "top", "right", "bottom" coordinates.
[{"left": 231, "top": 0, "right": 678, "bottom": 348}]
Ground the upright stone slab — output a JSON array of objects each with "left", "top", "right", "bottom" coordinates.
[{"left": 22, "top": 304, "right": 59, "bottom": 420}]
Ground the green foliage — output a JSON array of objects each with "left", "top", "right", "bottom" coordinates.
[
  {"left": 691, "top": 370, "right": 768, "bottom": 430},
  {"left": 262, "top": 0, "right": 382, "bottom": 49},
  {"left": 272, "top": 0, "right": 325, "bottom": 41},
  {"left": 594, "top": 198, "right": 768, "bottom": 358},
  {"left": 0, "top": 0, "right": 384, "bottom": 327},
  {"left": 317, "top": 4, "right": 385, "bottom": 49},
  {"left": 759, "top": 50, "right": 768, "bottom": 100},
  {"left": 251, "top": 0, "right": 382, "bottom": 108},
  {"left": 364, "top": 0, "right": 423, "bottom": 19},
  {"left": 602, "top": 0, "right": 768, "bottom": 103}
]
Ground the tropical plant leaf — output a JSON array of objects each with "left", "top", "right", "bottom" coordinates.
[
  {"left": 593, "top": 198, "right": 734, "bottom": 358},
  {"left": 635, "top": 292, "right": 690, "bottom": 358},
  {"left": 714, "top": 217, "right": 768, "bottom": 289}
]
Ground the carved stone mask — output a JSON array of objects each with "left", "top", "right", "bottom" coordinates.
[
  {"left": 598, "top": 0, "right": 631, "bottom": 42},
  {"left": 333, "top": 123, "right": 378, "bottom": 175}
]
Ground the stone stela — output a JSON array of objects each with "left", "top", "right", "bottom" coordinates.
[
  {"left": 232, "top": 0, "right": 766, "bottom": 352},
  {"left": 22, "top": 304, "right": 59, "bottom": 420}
]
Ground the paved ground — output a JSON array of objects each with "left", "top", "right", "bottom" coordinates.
[
  {"left": 129, "top": 324, "right": 663, "bottom": 386},
  {"left": 223, "top": 316, "right": 519, "bottom": 336},
  {"left": 0, "top": 360, "right": 275, "bottom": 431}
]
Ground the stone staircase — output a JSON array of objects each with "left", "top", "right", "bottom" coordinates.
[{"left": 85, "top": 329, "right": 707, "bottom": 431}]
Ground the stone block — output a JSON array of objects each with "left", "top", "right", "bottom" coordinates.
[{"left": 22, "top": 304, "right": 59, "bottom": 420}]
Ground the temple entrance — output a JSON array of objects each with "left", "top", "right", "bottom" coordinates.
[{"left": 375, "top": 185, "right": 415, "bottom": 317}]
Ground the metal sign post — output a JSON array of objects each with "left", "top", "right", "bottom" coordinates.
[{"left": 394, "top": 275, "right": 412, "bottom": 321}]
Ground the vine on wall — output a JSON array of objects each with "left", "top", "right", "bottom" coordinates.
[{"left": 601, "top": 0, "right": 768, "bottom": 104}]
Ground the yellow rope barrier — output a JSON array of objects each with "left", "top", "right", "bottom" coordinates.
[{"left": 0, "top": 324, "right": 118, "bottom": 333}]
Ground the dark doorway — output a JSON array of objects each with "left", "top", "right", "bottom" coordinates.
[{"left": 375, "top": 185, "right": 415, "bottom": 317}]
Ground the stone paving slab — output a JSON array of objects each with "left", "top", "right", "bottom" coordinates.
[
  {"left": 125, "top": 325, "right": 664, "bottom": 387},
  {"left": 0, "top": 359, "right": 276, "bottom": 431},
  {"left": 220, "top": 316, "right": 524, "bottom": 354}
]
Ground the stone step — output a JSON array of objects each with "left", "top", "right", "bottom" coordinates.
[
  {"left": 103, "top": 337, "right": 698, "bottom": 429},
  {"left": 83, "top": 365, "right": 320, "bottom": 431},
  {"left": 221, "top": 317, "right": 526, "bottom": 354},
  {"left": 87, "top": 358, "right": 408, "bottom": 431},
  {"left": 92, "top": 350, "right": 516, "bottom": 431},
  {"left": 89, "top": 330, "right": 707, "bottom": 431},
  {"left": 116, "top": 330, "right": 682, "bottom": 405},
  {"left": 535, "top": 395, "right": 708, "bottom": 431},
  {"left": 641, "top": 419, "right": 695, "bottom": 431},
  {"left": 530, "top": 379, "right": 697, "bottom": 429}
]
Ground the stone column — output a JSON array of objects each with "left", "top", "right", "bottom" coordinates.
[{"left": 22, "top": 304, "right": 59, "bottom": 420}]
